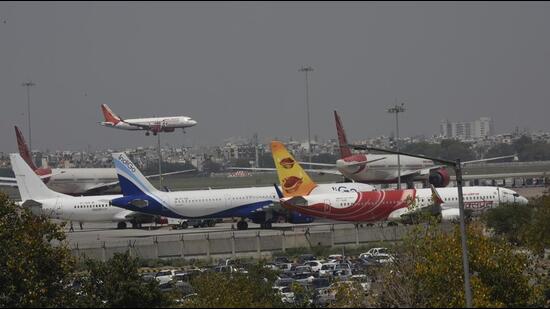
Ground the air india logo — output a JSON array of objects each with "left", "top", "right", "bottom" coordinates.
[
  {"left": 279, "top": 157, "right": 295, "bottom": 169},
  {"left": 282, "top": 176, "right": 303, "bottom": 194}
]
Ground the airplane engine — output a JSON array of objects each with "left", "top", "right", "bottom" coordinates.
[
  {"left": 429, "top": 168, "right": 450, "bottom": 187},
  {"left": 163, "top": 127, "right": 175, "bottom": 132}
]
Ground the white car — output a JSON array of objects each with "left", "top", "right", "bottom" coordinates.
[
  {"left": 155, "top": 270, "right": 176, "bottom": 285},
  {"left": 319, "top": 263, "right": 337, "bottom": 277},
  {"left": 360, "top": 247, "right": 391, "bottom": 259},
  {"left": 273, "top": 286, "right": 295, "bottom": 304},
  {"left": 327, "top": 254, "right": 344, "bottom": 261},
  {"left": 304, "top": 260, "right": 323, "bottom": 272}
]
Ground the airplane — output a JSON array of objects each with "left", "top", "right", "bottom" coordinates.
[
  {"left": 109, "top": 153, "right": 377, "bottom": 230},
  {"left": 301, "top": 111, "right": 518, "bottom": 188},
  {"left": 99, "top": 104, "right": 197, "bottom": 136},
  {"left": 0, "top": 126, "right": 195, "bottom": 195},
  {"left": 270, "top": 140, "right": 528, "bottom": 222},
  {"left": 10, "top": 153, "right": 157, "bottom": 229}
]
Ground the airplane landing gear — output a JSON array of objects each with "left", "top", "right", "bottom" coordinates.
[
  {"left": 237, "top": 220, "right": 248, "bottom": 230},
  {"left": 145, "top": 131, "right": 150, "bottom": 136},
  {"left": 260, "top": 221, "right": 272, "bottom": 229}
]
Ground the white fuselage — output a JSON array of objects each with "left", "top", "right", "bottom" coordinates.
[
  {"left": 336, "top": 154, "right": 435, "bottom": 183},
  {"left": 27, "top": 194, "right": 133, "bottom": 223},
  {"left": 102, "top": 116, "right": 197, "bottom": 131}
]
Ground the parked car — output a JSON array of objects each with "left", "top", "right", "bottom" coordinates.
[
  {"left": 274, "top": 256, "right": 291, "bottom": 264},
  {"left": 293, "top": 265, "right": 313, "bottom": 274},
  {"left": 276, "top": 263, "right": 293, "bottom": 272},
  {"left": 273, "top": 286, "right": 295, "bottom": 304},
  {"left": 319, "top": 263, "right": 337, "bottom": 277},
  {"left": 298, "top": 254, "right": 317, "bottom": 264},
  {"left": 328, "top": 254, "right": 344, "bottom": 261},
  {"left": 155, "top": 270, "right": 176, "bottom": 285},
  {"left": 360, "top": 247, "right": 392, "bottom": 259},
  {"left": 304, "top": 260, "right": 323, "bottom": 272},
  {"left": 274, "top": 277, "right": 295, "bottom": 288}
]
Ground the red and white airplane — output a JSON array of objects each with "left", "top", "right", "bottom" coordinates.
[
  {"left": 0, "top": 126, "right": 194, "bottom": 195},
  {"left": 271, "top": 140, "right": 528, "bottom": 222},
  {"left": 305, "top": 111, "right": 517, "bottom": 188},
  {"left": 99, "top": 104, "right": 197, "bottom": 136}
]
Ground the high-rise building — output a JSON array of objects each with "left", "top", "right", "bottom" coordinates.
[{"left": 440, "top": 117, "right": 494, "bottom": 140}]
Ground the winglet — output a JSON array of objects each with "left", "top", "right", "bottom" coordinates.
[
  {"left": 334, "top": 111, "right": 353, "bottom": 158},
  {"left": 271, "top": 141, "right": 317, "bottom": 197},
  {"left": 101, "top": 104, "right": 122, "bottom": 124},
  {"left": 274, "top": 183, "right": 284, "bottom": 199}
]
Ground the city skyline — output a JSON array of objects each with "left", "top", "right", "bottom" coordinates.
[{"left": 1, "top": 2, "right": 550, "bottom": 152}]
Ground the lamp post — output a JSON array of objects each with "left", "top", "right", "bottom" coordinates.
[
  {"left": 347, "top": 144, "right": 473, "bottom": 308},
  {"left": 22, "top": 81, "right": 36, "bottom": 152},
  {"left": 387, "top": 103, "right": 405, "bottom": 189},
  {"left": 299, "top": 66, "right": 314, "bottom": 166}
]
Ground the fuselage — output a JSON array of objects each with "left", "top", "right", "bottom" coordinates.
[
  {"left": 280, "top": 186, "right": 528, "bottom": 222},
  {"left": 101, "top": 116, "right": 197, "bottom": 131},
  {"left": 336, "top": 154, "right": 435, "bottom": 183},
  {"left": 27, "top": 194, "right": 130, "bottom": 223},
  {"left": 111, "top": 182, "right": 375, "bottom": 219},
  {"left": 46, "top": 168, "right": 117, "bottom": 195}
]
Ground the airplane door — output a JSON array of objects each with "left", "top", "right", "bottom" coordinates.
[{"left": 323, "top": 199, "right": 331, "bottom": 214}]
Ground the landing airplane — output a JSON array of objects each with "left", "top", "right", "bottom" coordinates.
[
  {"left": 109, "top": 153, "right": 377, "bottom": 230},
  {"left": 271, "top": 141, "right": 528, "bottom": 222},
  {"left": 0, "top": 126, "right": 194, "bottom": 195},
  {"left": 99, "top": 104, "right": 197, "bottom": 136},
  {"left": 10, "top": 154, "right": 156, "bottom": 229}
]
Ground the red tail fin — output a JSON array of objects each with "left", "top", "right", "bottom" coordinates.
[
  {"left": 334, "top": 111, "right": 352, "bottom": 158},
  {"left": 101, "top": 104, "right": 121, "bottom": 124},
  {"left": 14, "top": 125, "right": 38, "bottom": 170}
]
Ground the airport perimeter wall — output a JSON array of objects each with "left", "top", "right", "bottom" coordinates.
[{"left": 70, "top": 224, "right": 424, "bottom": 262}]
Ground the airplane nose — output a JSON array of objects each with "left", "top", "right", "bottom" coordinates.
[{"left": 190, "top": 120, "right": 197, "bottom": 126}]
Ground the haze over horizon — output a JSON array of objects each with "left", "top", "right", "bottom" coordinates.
[{"left": 1, "top": 2, "right": 549, "bottom": 152}]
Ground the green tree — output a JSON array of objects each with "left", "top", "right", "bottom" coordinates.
[
  {"left": 482, "top": 203, "right": 533, "bottom": 245},
  {"left": 374, "top": 223, "right": 542, "bottom": 307},
  {"left": 76, "top": 251, "right": 170, "bottom": 308},
  {"left": 182, "top": 264, "right": 283, "bottom": 308},
  {"left": 0, "top": 192, "right": 76, "bottom": 307}
]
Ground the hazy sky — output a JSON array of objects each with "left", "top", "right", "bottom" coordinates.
[{"left": 1, "top": 2, "right": 549, "bottom": 152}]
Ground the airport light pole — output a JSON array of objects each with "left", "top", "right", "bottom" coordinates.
[
  {"left": 22, "top": 81, "right": 35, "bottom": 152},
  {"left": 387, "top": 103, "right": 405, "bottom": 189},
  {"left": 348, "top": 144, "right": 473, "bottom": 308},
  {"left": 157, "top": 133, "right": 163, "bottom": 189},
  {"left": 299, "top": 65, "right": 314, "bottom": 166}
]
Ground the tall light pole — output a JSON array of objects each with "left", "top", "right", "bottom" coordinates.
[
  {"left": 157, "top": 133, "right": 163, "bottom": 189},
  {"left": 22, "top": 81, "right": 35, "bottom": 152},
  {"left": 299, "top": 66, "right": 314, "bottom": 165},
  {"left": 387, "top": 103, "right": 405, "bottom": 189},
  {"left": 348, "top": 144, "right": 473, "bottom": 308}
]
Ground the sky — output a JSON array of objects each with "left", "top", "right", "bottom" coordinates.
[{"left": 1, "top": 2, "right": 549, "bottom": 152}]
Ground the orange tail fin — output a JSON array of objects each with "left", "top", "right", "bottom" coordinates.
[
  {"left": 334, "top": 111, "right": 352, "bottom": 158},
  {"left": 271, "top": 141, "right": 317, "bottom": 197}
]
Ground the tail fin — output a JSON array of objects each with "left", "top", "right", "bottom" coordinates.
[
  {"left": 112, "top": 152, "right": 161, "bottom": 196},
  {"left": 101, "top": 104, "right": 122, "bottom": 124},
  {"left": 10, "top": 154, "right": 62, "bottom": 201},
  {"left": 334, "top": 111, "right": 352, "bottom": 158},
  {"left": 14, "top": 126, "right": 38, "bottom": 170},
  {"left": 271, "top": 141, "right": 317, "bottom": 197}
]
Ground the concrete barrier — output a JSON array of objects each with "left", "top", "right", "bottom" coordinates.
[{"left": 70, "top": 224, "right": 419, "bottom": 261}]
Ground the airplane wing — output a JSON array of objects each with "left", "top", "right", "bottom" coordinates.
[
  {"left": 0, "top": 182, "right": 18, "bottom": 187},
  {"left": 83, "top": 169, "right": 196, "bottom": 195},
  {"left": 454, "top": 171, "right": 550, "bottom": 181},
  {"left": 227, "top": 167, "right": 343, "bottom": 176},
  {"left": 297, "top": 157, "right": 387, "bottom": 167}
]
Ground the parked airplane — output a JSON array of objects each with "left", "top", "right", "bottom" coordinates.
[
  {"left": 271, "top": 141, "right": 528, "bottom": 222},
  {"left": 109, "top": 153, "right": 377, "bottom": 230},
  {"left": 10, "top": 154, "right": 156, "bottom": 229},
  {"left": 303, "top": 111, "right": 517, "bottom": 188},
  {"left": 99, "top": 104, "right": 197, "bottom": 136},
  {"left": 0, "top": 126, "right": 195, "bottom": 195}
]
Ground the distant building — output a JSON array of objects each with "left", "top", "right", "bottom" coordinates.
[{"left": 440, "top": 117, "right": 494, "bottom": 140}]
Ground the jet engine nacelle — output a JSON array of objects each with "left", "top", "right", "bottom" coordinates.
[{"left": 429, "top": 168, "right": 450, "bottom": 187}]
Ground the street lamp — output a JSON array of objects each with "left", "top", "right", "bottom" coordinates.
[
  {"left": 387, "top": 103, "right": 405, "bottom": 189},
  {"left": 22, "top": 81, "right": 36, "bottom": 152},
  {"left": 299, "top": 65, "right": 314, "bottom": 166},
  {"left": 348, "top": 143, "right": 473, "bottom": 308}
]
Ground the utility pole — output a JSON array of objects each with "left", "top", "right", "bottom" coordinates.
[
  {"left": 387, "top": 103, "right": 405, "bottom": 189},
  {"left": 157, "top": 133, "right": 163, "bottom": 189},
  {"left": 22, "top": 81, "right": 35, "bottom": 152},
  {"left": 299, "top": 66, "right": 314, "bottom": 166}
]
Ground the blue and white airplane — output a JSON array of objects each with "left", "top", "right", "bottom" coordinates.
[{"left": 110, "top": 153, "right": 376, "bottom": 230}]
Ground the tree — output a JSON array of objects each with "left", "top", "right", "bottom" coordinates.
[
  {"left": 76, "top": 251, "right": 170, "bottom": 308},
  {"left": 0, "top": 192, "right": 76, "bottom": 307},
  {"left": 373, "top": 223, "right": 542, "bottom": 307},
  {"left": 182, "top": 264, "right": 283, "bottom": 308}
]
